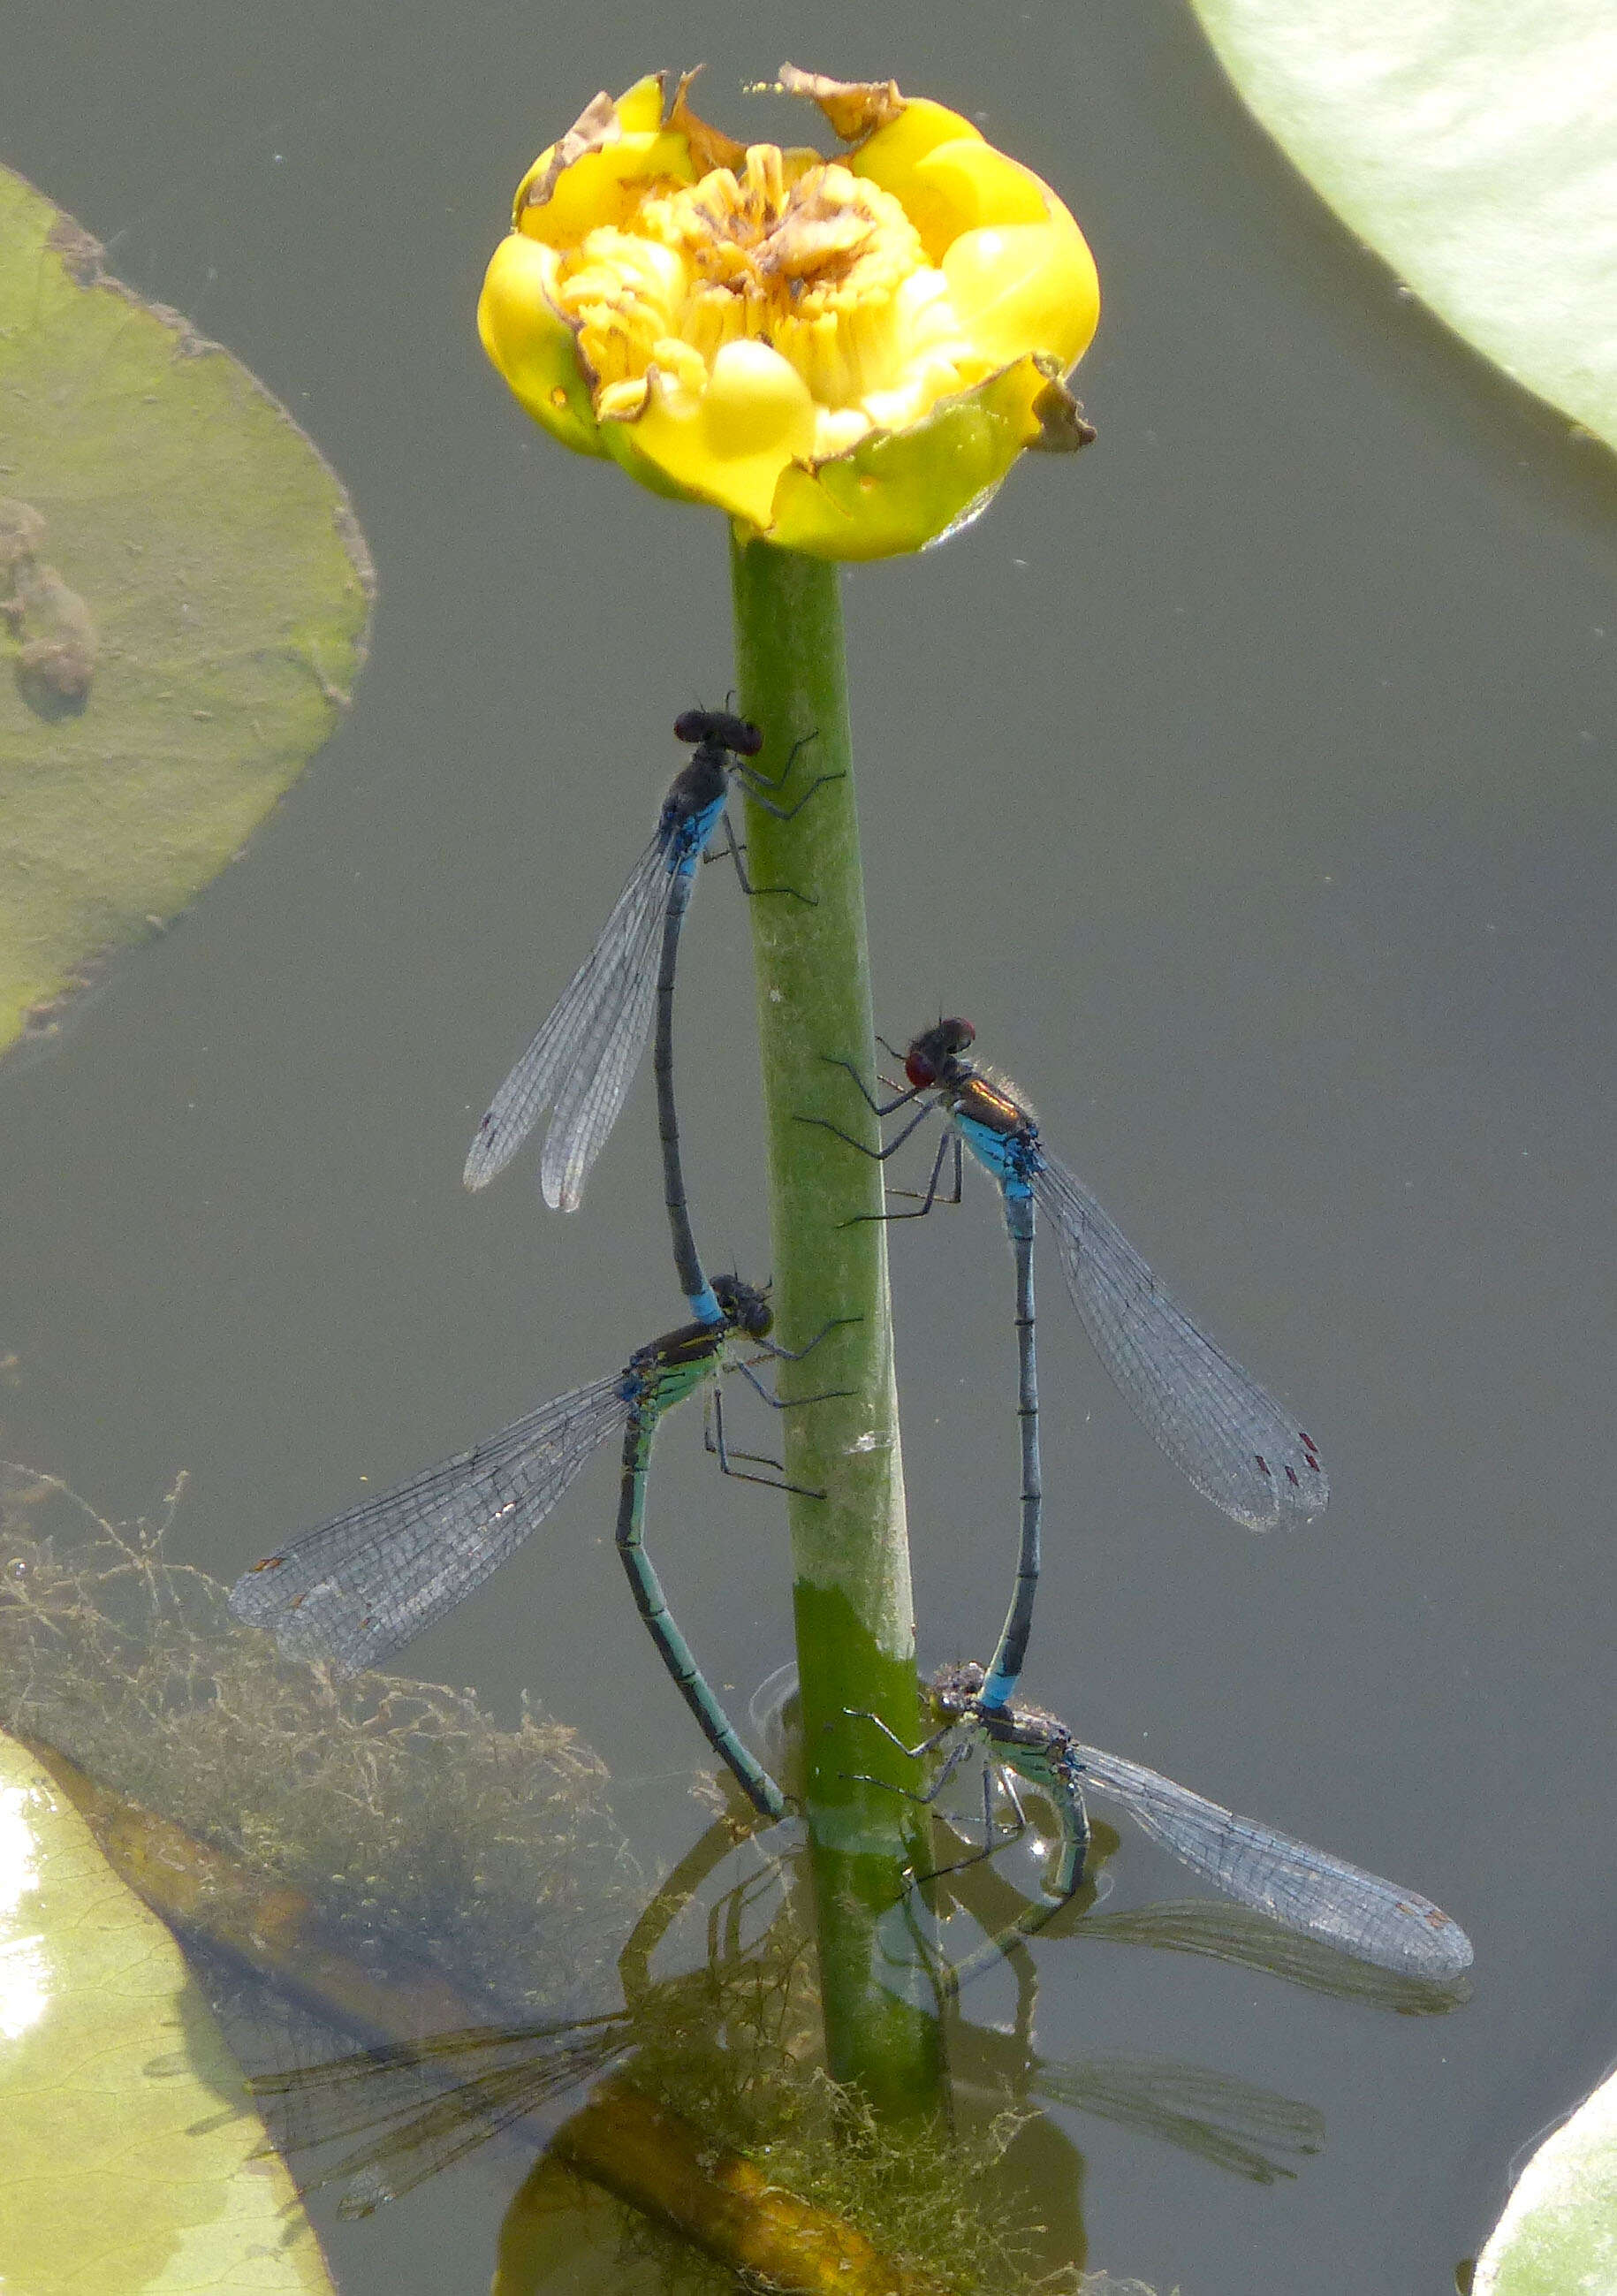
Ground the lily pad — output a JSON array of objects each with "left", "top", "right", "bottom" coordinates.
[
  {"left": 0, "top": 162, "right": 373, "bottom": 1057},
  {"left": 1186, "top": 0, "right": 1617, "bottom": 452},
  {"left": 1470, "top": 2062, "right": 1617, "bottom": 2294},
  {"left": 0, "top": 1727, "right": 334, "bottom": 2294}
]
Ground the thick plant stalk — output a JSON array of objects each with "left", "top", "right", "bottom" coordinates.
[{"left": 730, "top": 535, "right": 943, "bottom": 2110}]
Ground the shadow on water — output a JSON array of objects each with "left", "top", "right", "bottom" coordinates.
[{"left": 1, "top": 1467, "right": 1469, "bottom": 2292}]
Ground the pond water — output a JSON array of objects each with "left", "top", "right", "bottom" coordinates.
[{"left": 4, "top": 3, "right": 1615, "bottom": 2292}]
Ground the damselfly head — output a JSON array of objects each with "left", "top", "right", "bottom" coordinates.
[
  {"left": 906, "top": 1017, "right": 976, "bottom": 1090},
  {"left": 673, "top": 708, "right": 763, "bottom": 758},
  {"left": 711, "top": 1272, "right": 774, "bottom": 1342}
]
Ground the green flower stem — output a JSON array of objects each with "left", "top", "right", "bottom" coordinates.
[{"left": 730, "top": 534, "right": 943, "bottom": 2113}]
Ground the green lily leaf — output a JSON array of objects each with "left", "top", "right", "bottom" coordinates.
[
  {"left": 1186, "top": 0, "right": 1617, "bottom": 451},
  {"left": 1470, "top": 2062, "right": 1617, "bottom": 2295},
  {"left": 0, "top": 1727, "right": 335, "bottom": 2293},
  {"left": 0, "top": 161, "right": 373, "bottom": 1058}
]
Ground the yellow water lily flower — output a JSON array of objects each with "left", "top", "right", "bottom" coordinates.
[{"left": 478, "top": 67, "right": 1099, "bottom": 560}]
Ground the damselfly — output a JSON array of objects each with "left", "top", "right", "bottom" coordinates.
[
  {"left": 230, "top": 1276, "right": 841, "bottom": 1818},
  {"left": 853, "top": 1661, "right": 1472, "bottom": 1980},
  {"left": 465, "top": 710, "right": 836, "bottom": 1325},
  {"left": 808, "top": 1018, "right": 1326, "bottom": 1707}
]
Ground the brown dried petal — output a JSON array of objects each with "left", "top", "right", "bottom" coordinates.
[
  {"left": 670, "top": 70, "right": 748, "bottom": 179},
  {"left": 1028, "top": 366, "right": 1097, "bottom": 454},
  {"left": 756, "top": 209, "right": 875, "bottom": 282},
  {"left": 776, "top": 64, "right": 905, "bottom": 145},
  {"left": 524, "top": 87, "right": 632, "bottom": 212}
]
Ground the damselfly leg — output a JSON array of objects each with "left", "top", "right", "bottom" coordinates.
[
  {"left": 801, "top": 1056, "right": 934, "bottom": 1151},
  {"left": 845, "top": 1131, "right": 965, "bottom": 1224},
  {"left": 702, "top": 813, "right": 816, "bottom": 904},
  {"left": 704, "top": 1387, "right": 824, "bottom": 1498},
  {"left": 841, "top": 1705, "right": 1076, "bottom": 1893},
  {"left": 702, "top": 738, "right": 845, "bottom": 902},
  {"left": 742, "top": 1311, "right": 862, "bottom": 1365},
  {"left": 796, "top": 1057, "right": 968, "bottom": 1222},
  {"left": 702, "top": 1322, "right": 860, "bottom": 1495}
]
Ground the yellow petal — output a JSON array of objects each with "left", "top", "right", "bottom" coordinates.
[
  {"left": 945, "top": 214, "right": 1100, "bottom": 371},
  {"left": 853, "top": 96, "right": 985, "bottom": 185},
  {"left": 518, "top": 132, "right": 696, "bottom": 247},
  {"left": 889, "top": 139, "right": 1051, "bottom": 263},
  {"left": 763, "top": 354, "right": 1057, "bottom": 560},
  {"left": 920, "top": 140, "right": 1051, "bottom": 229},
  {"left": 613, "top": 72, "right": 666, "bottom": 136},
  {"left": 596, "top": 416, "right": 706, "bottom": 505},
  {"left": 478, "top": 234, "right": 605, "bottom": 457},
  {"left": 609, "top": 339, "right": 817, "bottom": 527},
  {"left": 512, "top": 76, "right": 695, "bottom": 247}
]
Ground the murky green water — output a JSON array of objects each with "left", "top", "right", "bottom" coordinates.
[{"left": 4, "top": 3, "right": 1615, "bottom": 2290}]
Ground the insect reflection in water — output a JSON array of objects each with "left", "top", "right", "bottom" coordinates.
[{"left": 247, "top": 1782, "right": 1471, "bottom": 2233}]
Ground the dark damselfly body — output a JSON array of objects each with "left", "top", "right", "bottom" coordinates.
[
  {"left": 229, "top": 1273, "right": 847, "bottom": 1818},
  {"left": 854, "top": 1661, "right": 1471, "bottom": 1981},
  {"left": 809, "top": 1018, "right": 1326, "bottom": 1708},
  {"left": 465, "top": 710, "right": 836, "bottom": 1326}
]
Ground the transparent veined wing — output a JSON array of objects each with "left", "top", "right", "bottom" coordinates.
[
  {"left": 1030, "top": 2052, "right": 1325, "bottom": 2184},
  {"left": 229, "top": 1375, "right": 630, "bottom": 1676},
  {"left": 1029, "top": 1151, "right": 1326, "bottom": 1529},
  {"left": 250, "top": 2015, "right": 634, "bottom": 2215},
  {"left": 539, "top": 855, "right": 681, "bottom": 1214},
  {"left": 464, "top": 833, "right": 672, "bottom": 1203},
  {"left": 1074, "top": 1743, "right": 1473, "bottom": 1978}
]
